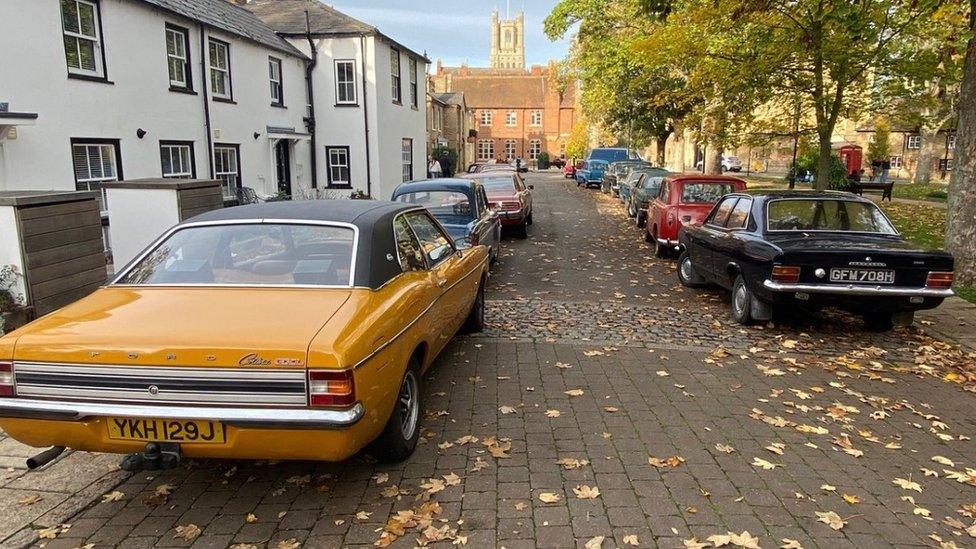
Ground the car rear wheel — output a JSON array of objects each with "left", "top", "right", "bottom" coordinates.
[
  {"left": 636, "top": 211, "right": 646, "bottom": 228},
  {"left": 373, "top": 360, "right": 422, "bottom": 462},
  {"left": 677, "top": 251, "right": 706, "bottom": 287},
  {"left": 862, "top": 312, "right": 894, "bottom": 332},
  {"left": 652, "top": 230, "right": 669, "bottom": 258},
  {"left": 526, "top": 211, "right": 533, "bottom": 226},
  {"left": 731, "top": 275, "right": 756, "bottom": 325},
  {"left": 461, "top": 279, "right": 486, "bottom": 333},
  {"left": 628, "top": 202, "right": 637, "bottom": 218}
]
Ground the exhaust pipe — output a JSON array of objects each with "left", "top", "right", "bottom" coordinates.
[{"left": 27, "top": 446, "right": 66, "bottom": 470}]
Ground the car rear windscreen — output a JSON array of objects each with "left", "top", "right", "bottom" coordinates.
[
  {"left": 680, "top": 183, "right": 737, "bottom": 203},
  {"left": 116, "top": 224, "right": 356, "bottom": 286},
  {"left": 766, "top": 199, "right": 897, "bottom": 233}
]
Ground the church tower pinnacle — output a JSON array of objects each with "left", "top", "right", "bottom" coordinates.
[{"left": 489, "top": 10, "right": 525, "bottom": 70}]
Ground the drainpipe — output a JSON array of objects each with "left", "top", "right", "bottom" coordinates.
[
  {"left": 200, "top": 23, "right": 214, "bottom": 178},
  {"left": 304, "top": 11, "right": 318, "bottom": 189},
  {"left": 360, "top": 34, "right": 372, "bottom": 197}
]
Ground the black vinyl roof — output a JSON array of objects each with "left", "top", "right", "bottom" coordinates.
[{"left": 185, "top": 200, "right": 421, "bottom": 289}]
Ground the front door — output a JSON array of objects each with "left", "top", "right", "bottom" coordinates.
[{"left": 274, "top": 140, "right": 292, "bottom": 196}]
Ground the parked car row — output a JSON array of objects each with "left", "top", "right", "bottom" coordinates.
[
  {"left": 586, "top": 166, "right": 955, "bottom": 331},
  {"left": 0, "top": 172, "right": 538, "bottom": 468}
]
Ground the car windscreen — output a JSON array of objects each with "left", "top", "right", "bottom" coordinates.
[
  {"left": 478, "top": 177, "right": 517, "bottom": 195},
  {"left": 766, "top": 199, "right": 897, "bottom": 233},
  {"left": 680, "top": 182, "right": 737, "bottom": 203},
  {"left": 395, "top": 191, "right": 473, "bottom": 219},
  {"left": 116, "top": 223, "right": 355, "bottom": 287}
]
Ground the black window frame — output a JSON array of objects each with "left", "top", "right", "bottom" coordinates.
[
  {"left": 208, "top": 37, "right": 234, "bottom": 103},
  {"left": 723, "top": 197, "right": 752, "bottom": 230},
  {"left": 159, "top": 140, "right": 196, "bottom": 179},
  {"left": 390, "top": 48, "right": 402, "bottom": 104},
  {"left": 60, "top": 0, "right": 111, "bottom": 83},
  {"left": 69, "top": 137, "right": 123, "bottom": 214},
  {"left": 213, "top": 143, "right": 242, "bottom": 200},
  {"left": 326, "top": 145, "right": 352, "bottom": 189},
  {"left": 165, "top": 22, "right": 193, "bottom": 93},
  {"left": 334, "top": 59, "right": 358, "bottom": 106},
  {"left": 268, "top": 56, "right": 284, "bottom": 107}
]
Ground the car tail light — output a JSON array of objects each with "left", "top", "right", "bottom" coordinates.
[
  {"left": 308, "top": 370, "right": 355, "bottom": 407},
  {"left": 771, "top": 265, "right": 801, "bottom": 284},
  {"left": 0, "top": 362, "right": 14, "bottom": 397},
  {"left": 925, "top": 271, "right": 953, "bottom": 289}
]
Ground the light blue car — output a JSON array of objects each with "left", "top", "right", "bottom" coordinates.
[{"left": 576, "top": 160, "right": 609, "bottom": 189}]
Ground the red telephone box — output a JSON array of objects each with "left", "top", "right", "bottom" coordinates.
[{"left": 838, "top": 145, "right": 863, "bottom": 175}]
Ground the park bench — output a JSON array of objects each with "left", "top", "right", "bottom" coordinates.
[{"left": 852, "top": 181, "right": 894, "bottom": 201}]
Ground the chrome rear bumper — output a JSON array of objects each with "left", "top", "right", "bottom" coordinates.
[
  {"left": 763, "top": 280, "right": 954, "bottom": 297},
  {"left": 0, "top": 398, "right": 364, "bottom": 429}
]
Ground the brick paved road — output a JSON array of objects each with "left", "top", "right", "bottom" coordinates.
[{"left": 14, "top": 172, "right": 976, "bottom": 549}]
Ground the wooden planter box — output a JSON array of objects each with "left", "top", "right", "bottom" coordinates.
[{"left": 0, "top": 190, "right": 106, "bottom": 319}]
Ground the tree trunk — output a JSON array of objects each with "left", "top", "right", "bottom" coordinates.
[
  {"left": 947, "top": 8, "right": 976, "bottom": 286},
  {"left": 913, "top": 127, "right": 937, "bottom": 184},
  {"left": 815, "top": 134, "right": 833, "bottom": 190},
  {"left": 705, "top": 147, "right": 723, "bottom": 174},
  {"left": 655, "top": 135, "right": 667, "bottom": 167}
]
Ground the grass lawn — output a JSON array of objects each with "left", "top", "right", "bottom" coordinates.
[{"left": 891, "top": 182, "right": 949, "bottom": 202}]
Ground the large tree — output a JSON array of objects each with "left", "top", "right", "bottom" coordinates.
[
  {"left": 545, "top": 0, "right": 693, "bottom": 165},
  {"left": 947, "top": 0, "right": 976, "bottom": 286}
]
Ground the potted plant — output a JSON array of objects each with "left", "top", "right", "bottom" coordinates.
[{"left": 0, "top": 265, "right": 29, "bottom": 334}]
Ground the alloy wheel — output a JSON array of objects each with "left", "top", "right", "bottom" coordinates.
[
  {"left": 397, "top": 371, "right": 420, "bottom": 440},
  {"left": 680, "top": 257, "right": 694, "bottom": 283},
  {"left": 733, "top": 283, "right": 749, "bottom": 317}
]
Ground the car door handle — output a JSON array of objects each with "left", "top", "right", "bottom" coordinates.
[{"left": 436, "top": 277, "right": 448, "bottom": 288}]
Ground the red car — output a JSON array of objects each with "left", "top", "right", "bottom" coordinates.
[
  {"left": 465, "top": 171, "right": 534, "bottom": 238},
  {"left": 644, "top": 174, "right": 747, "bottom": 258},
  {"left": 564, "top": 161, "right": 582, "bottom": 179}
]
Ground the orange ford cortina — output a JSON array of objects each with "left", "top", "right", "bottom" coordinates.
[{"left": 0, "top": 200, "right": 489, "bottom": 466}]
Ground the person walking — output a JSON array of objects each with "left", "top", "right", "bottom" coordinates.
[
  {"left": 880, "top": 159, "right": 890, "bottom": 184},
  {"left": 428, "top": 156, "right": 442, "bottom": 179}
]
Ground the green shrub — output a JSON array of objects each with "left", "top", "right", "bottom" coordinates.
[{"left": 537, "top": 152, "right": 551, "bottom": 170}]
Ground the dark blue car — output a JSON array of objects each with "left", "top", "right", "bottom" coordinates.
[
  {"left": 576, "top": 159, "right": 609, "bottom": 189},
  {"left": 392, "top": 179, "right": 502, "bottom": 264}
]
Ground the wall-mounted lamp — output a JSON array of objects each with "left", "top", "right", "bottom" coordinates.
[
  {"left": 136, "top": 128, "right": 147, "bottom": 139},
  {"left": 253, "top": 132, "right": 261, "bottom": 140}
]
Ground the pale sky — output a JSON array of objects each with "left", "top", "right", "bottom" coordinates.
[{"left": 330, "top": 0, "right": 573, "bottom": 68}]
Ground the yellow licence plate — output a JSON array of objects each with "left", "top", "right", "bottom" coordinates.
[{"left": 107, "top": 417, "right": 225, "bottom": 444}]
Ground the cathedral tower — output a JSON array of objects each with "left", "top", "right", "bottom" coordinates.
[{"left": 489, "top": 10, "right": 525, "bottom": 70}]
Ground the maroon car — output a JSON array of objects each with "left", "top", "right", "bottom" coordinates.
[{"left": 465, "top": 172, "right": 534, "bottom": 238}]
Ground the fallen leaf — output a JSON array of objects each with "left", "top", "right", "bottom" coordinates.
[
  {"left": 174, "top": 524, "right": 202, "bottom": 540},
  {"left": 816, "top": 510, "right": 846, "bottom": 530},
  {"left": 556, "top": 457, "right": 590, "bottom": 469},
  {"left": 933, "top": 456, "right": 956, "bottom": 467},
  {"left": 573, "top": 485, "right": 600, "bottom": 499},
  {"left": 780, "top": 539, "right": 804, "bottom": 549},
  {"left": 842, "top": 493, "right": 860, "bottom": 505},
  {"left": 715, "top": 443, "right": 736, "bottom": 454},
  {"left": 565, "top": 389, "right": 585, "bottom": 397},
  {"left": 538, "top": 492, "right": 561, "bottom": 503},
  {"left": 276, "top": 539, "right": 301, "bottom": 549},
  {"left": 18, "top": 494, "right": 42, "bottom": 506},
  {"left": 245, "top": 513, "right": 258, "bottom": 523},
  {"left": 498, "top": 405, "right": 517, "bottom": 414},
  {"left": 893, "top": 477, "right": 922, "bottom": 492},
  {"left": 622, "top": 534, "right": 640, "bottom": 546},
  {"left": 752, "top": 457, "right": 780, "bottom": 470},
  {"left": 355, "top": 511, "right": 372, "bottom": 520},
  {"left": 729, "top": 531, "right": 761, "bottom": 548},
  {"left": 648, "top": 455, "right": 685, "bottom": 468},
  {"left": 546, "top": 409, "right": 561, "bottom": 418},
  {"left": 683, "top": 538, "right": 709, "bottom": 549},
  {"left": 585, "top": 536, "right": 605, "bottom": 549},
  {"left": 101, "top": 491, "right": 125, "bottom": 503},
  {"left": 820, "top": 484, "right": 836, "bottom": 492}
]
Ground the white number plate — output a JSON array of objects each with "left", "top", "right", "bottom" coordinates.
[{"left": 829, "top": 268, "right": 895, "bottom": 284}]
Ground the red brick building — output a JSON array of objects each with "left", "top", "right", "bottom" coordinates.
[
  {"left": 430, "top": 63, "right": 576, "bottom": 165},
  {"left": 429, "top": 12, "right": 576, "bottom": 166}
]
